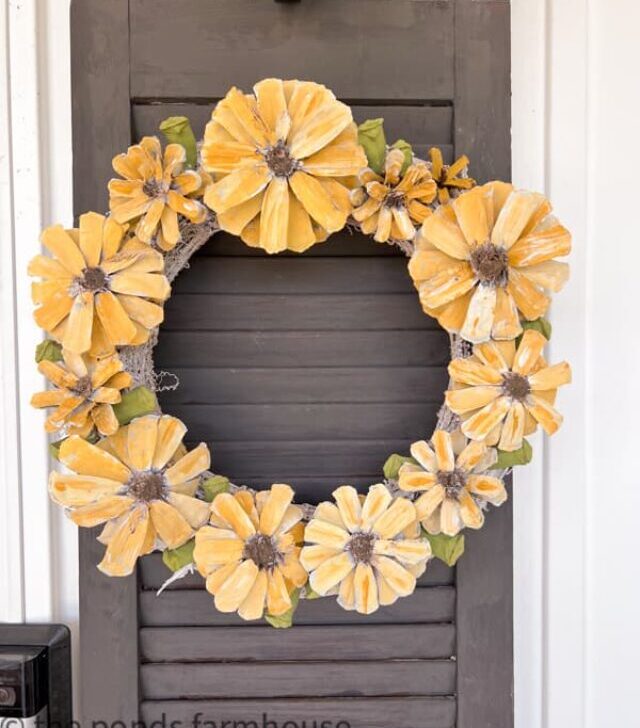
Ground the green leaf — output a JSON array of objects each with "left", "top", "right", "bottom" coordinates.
[
  {"left": 383, "top": 453, "right": 417, "bottom": 480},
  {"left": 159, "top": 116, "right": 198, "bottom": 168},
  {"left": 357, "top": 118, "right": 386, "bottom": 175},
  {"left": 265, "top": 588, "right": 301, "bottom": 629},
  {"left": 201, "top": 475, "right": 231, "bottom": 502},
  {"left": 519, "top": 317, "right": 552, "bottom": 342},
  {"left": 424, "top": 531, "right": 465, "bottom": 567},
  {"left": 495, "top": 439, "right": 533, "bottom": 469},
  {"left": 391, "top": 139, "right": 413, "bottom": 175},
  {"left": 162, "top": 539, "right": 195, "bottom": 572},
  {"left": 112, "top": 386, "right": 158, "bottom": 426},
  {"left": 304, "top": 586, "right": 321, "bottom": 600},
  {"left": 35, "top": 339, "right": 63, "bottom": 363},
  {"left": 49, "top": 437, "right": 65, "bottom": 461}
]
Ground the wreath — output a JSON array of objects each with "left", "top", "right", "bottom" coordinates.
[{"left": 29, "top": 79, "right": 571, "bottom": 627}]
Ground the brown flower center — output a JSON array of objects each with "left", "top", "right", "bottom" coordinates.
[
  {"left": 78, "top": 266, "right": 109, "bottom": 292},
  {"left": 384, "top": 190, "right": 405, "bottom": 209},
  {"left": 127, "top": 471, "right": 166, "bottom": 502},
  {"left": 72, "top": 375, "right": 93, "bottom": 399},
  {"left": 262, "top": 140, "right": 300, "bottom": 178},
  {"left": 469, "top": 242, "right": 509, "bottom": 287},
  {"left": 243, "top": 534, "right": 280, "bottom": 570},
  {"left": 347, "top": 531, "right": 376, "bottom": 564},
  {"left": 501, "top": 371, "right": 531, "bottom": 401},
  {"left": 437, "top": 468, "right": 467, "bottom": 498},
  {"left": 143, "top": 178, "right": 169, "bottom": 198}
]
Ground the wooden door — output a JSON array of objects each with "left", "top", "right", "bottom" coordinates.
[{"left": 71, "top": 2, "right": 512, "bottom": 726}]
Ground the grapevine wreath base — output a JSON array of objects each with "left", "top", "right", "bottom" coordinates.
[{"left": 29, "top": 78, "right": 572, "bottom": 627}]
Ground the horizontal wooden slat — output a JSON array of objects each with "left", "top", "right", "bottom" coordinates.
[
  {"left": 140, "top": 586, "right": 455, "bottom": 627},
  {"left": 130, "top": 0, "right": 454, "bottom": 100},
  {"left": 169, "top": 256, "right": 418, "bottom": 295},
  {"left": 155, "top": 330, "right": 449, "bottom": 368},
  {"left": 163, "top": 293, "right": 432, "bottom": 332},
  {"left": 159, "top": 367, "right": 449, "bottom": 405},
  {"left": 163, "top": 403, "right": 441, "bottom": 442},
  {"left": 133, "top": 103, "right": 452, "bottom": 148},
  {"left": 141, "top": 660, "right": 456, "bottom": 699},
  {"left": 141, "top": 697, "right": 456, "bottom": 728},
  {"left": 140, "top": 553, "right": 454, "bottom": 591}
]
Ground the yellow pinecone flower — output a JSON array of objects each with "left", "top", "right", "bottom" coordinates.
[
  {"left": 351, "top": 148, "right": 437, "bottom": 243},
  {"left": 194, "top": 485, "right": 308, "bottom": 621},
  {"left": 398, "top": 430, "right": 506, "bottom": 537},
  {"left": 202, "top": 78, "right": 367, "bottom": 253},
  {"left": 31, "top": 352, "right": 132, "bottom": 437},
  {"left": 29, "top": 212, "right": 170, "bottom": 357},
  {"left": 408, "top": 182, "right": 572, "bottom": 343},
  {"left": 300, "top": 484, "right": 431, "bottom": 615},
  {"left": 446, "top": 330, "right": 572, "bottom": 451},
  {"left": 428, "top": 147, "right": 476, "bottom": 204},
  {"left": 109, "top": 136, "right": 207, "bottom": 250},
  {"left": 49, "top": 414, "right": 211, "bottom": 576}
]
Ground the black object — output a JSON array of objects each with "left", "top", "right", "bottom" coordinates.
[{"left": 0, "top": 625, "right": 71, "bottom": 727}]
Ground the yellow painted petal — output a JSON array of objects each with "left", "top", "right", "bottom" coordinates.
[
  {"left": 254, "top": 78, "right": 291, "bottom": 141},
  {"left": 398, "top": 470, "right": 438, "bottom": 492},
  {"left": 497, "top": 402, "right": 526, "bottom": 451},
  {"left": 461, "top": 396, "right": 511, "bottom": 441},
  {"left": 205, "top": 164, "right": 271, "bottom": 215},
  {"left": 460, "top": 284, "right": 497, "bottom": 344},
  {"left": 353, "top": 562, "right": 379, "bottom": 615},
  {"left": 149, "top": 499, "right": 192, "bottom": 549},
  {"left": 69, "top": 495, "right": 134, "bottom": 527},
  {"left": 528, "top": 361, "right": 571, "bottom": 390},
  {"left": 91, "top": 403, "right": 120, "bottom": 436},
  {"left": 332, "top": 485, "right": 362, "bottom": 533},
  {"left": 135, "top": 198, "right": 164, "bottom": 243},
  {"left": 337, "top": 568, "right": 356, "bottom": 610},
  {"left": 302, "top": 137, "right": 366, "bottom": 177},
  {"left": 94, "top": 291, "right": 137, "bottom": 346},
  {"left": 467, "top": 475, "right": 507, "bottom": 506},
  {"left": 280, "top": 551, "right": 308, "bottom": 588},
  {"left": 259, "top": 178, "right": 289, "bottom": 254},
  {"left": 126, "top": 415, "right": 159, "bottom": 471},
  {"left": 458, "top": 490, "right": 484, "bottom": 530},
  {"left": 98, "top": 506, "right": 149, "bottom": 577},
  {"left": 216, "top": 194, "right": 262, "bottom": 235},
  {"left": 418, "top": 265, "right": 476, "bottom": 310},
  {"left": 474, "top": 339, "right": 515, "bottom": 371},
  {"left": 259, "top": 483, "right": 294, "bottom": 536},
  {"left": 31, "top": 389, "right": 66, "bottom": 408},
  {"left": 313, "top": 501, "right": 346, "bottom": 529},
  {"left": 299, "top": 544, "right": 341, "bottom": 571},
  {"left": 513, "top": 329, "right": 547, "bottom": 375},
  {"left": 420, "top": 208, "right": 470, "bottom": 259},
  {"left": 266, "top": 567, "right": 292, "bottom": 616},
  {"left": 373, "top": 556, "right": 416, "bottom": 597},
  {"left": 492, "top": 287, "right": 523, "bottom": 341},
  {"left": 28, "top": 253, "right": 73, "bottom": 280},
  {"left": 219, "top": 87, "right": 270, "bottom": 147},
  {"left": 109, "top": 271, "right": 170, "bottom": 300},
  {"left": 215, "top": 558, "right": 260, "bottom": 613},
  {"left": 432, "top": 430, "right": 455, "bottom": 472},
  {"left": 491, "top": 190, "right": 546, "bottom": 250},
  {"left": 374, "top": 539, "right": 430, "bottom": 565},
  {"left": 116, "top": 294, "right": 164, "bottom": 329},
  {"left": 446, "top": 385, "right": 501, "bottom": 414},
  {"left": 285, "top": 188, "right": 316, "bottom": 252},
  {"left": 157, "top": 206, "right": 180, "bottom": 250},
  {"left": 453, "top": 186, "right": 491, "bottom": 247},
  {"left": 289, "top": 170, "right": 347, "bottom": 233},
  {"left": 507, "top": 268, "right": 550, "bottom": 321},
  {"left": 204, "top": 562, "right": 239, "bottom": 593},
  {"left": 78, "top": 212, "right": 106, "bottom": 268},
  {"left": 372, "top": 498, "right": 416, "bottom": 539},
  {"left": 212, "top": 492, "right": 257, "bottom": 539},
  {"left": 288, "top": 100, "right": 352, "bottom": 160},
  {"left": 409, "top": 440, "right": 437, "bottom": 472},
  {"left": 507, "top": 219, "right": 572, "bottom": 267},
  {"left": 152, "top": 415, "right": 187, "bottom": 469},
  {"left": 527, "top": 394, "right": 563, "bottom": 435},
  {"left": 449, "top": 358, "right": 503, "bottom": 386},
  {"left": 238, "top": 569, "right": 268, "bottom": 621},
  {"left": 40, "top": 225, "right": 85, "bottom": 276},
  {"left": 165, "top": 493, "right": 209, "bottom": 531},
  {"left": 48, "top": 472, "right": 123, "bottom": 507},
  {"left": 165, "top": 443, "right": 210, "bottom": 486},
  {"left": 167, "top": 191, "right": 206, "bottom": 223},
  {"left": 415, "top": 484, "right": 446, "bottom": 521},
  {"left": 62, "top": 292, "right": 94, "bottom": 354},
  {"left": 309, "top": 551, "right": 354, "bottom": 596},
  {"left": 235, "top": 491, "right": 260, "bottom": 530},
  {"left": 360, "top": 483, "right": 393, "bottom": 530},
  {"left": 456, "top": 440, "right": 491, "bottom": 472},
  {"left": 515, "top": 260, "right": 570, "bottom": 292},
  {"left": 194, "top": 530, "right": 244, "bottom": 573},
  {"left": 440, "top": 498, "right": 463, "bottom": 537},
  {"left": 304, "top": 518, "right": 350, "bottom": 549},
  {"left": 59, "top": 435, "right": 130, "bottom": 481}
]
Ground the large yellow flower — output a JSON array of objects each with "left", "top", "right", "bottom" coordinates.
[
  {"left": 29, "top": 212, "right": 170, "bottom": 356},
  {"left": 300, "top": 484, "right": 431, "bottom": 615},
  {"left": 428, "top": 147, "right": 475, "bottom": 205},
  {"left": 445, "top": 330, "right": 572, "bottom": 451},
  {"left": 31, "top": 352, "right": 132, "bottom": 437},
  {"left": 398, "top": 430, "right": 506, "bottom": 537},
  {"left": 408, "top": 182, "right": 572, "bottom": 343},
  {"left": 108, "top": 136, "right": 207, "bottom": 250},
  {"left": 351, "top": 148, "right": 436, "bottom": 243},
  {"left": 202, "top": 78, "right": 367, "bottom": 253},
  {"left": 193, "top": 485, "right": 308, "bottom": 621},
  {"left": 49, "top": 414, "right": 210, "bottom": 576}
]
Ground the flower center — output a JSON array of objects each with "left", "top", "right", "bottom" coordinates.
[
  {"left": 437, "top": 468, "right": 467, "bottom": 498},
  {"left": 243, "top": 534, "right": 280, "bottom": 570},
  {"left": 469, "top": 242, "right": 509, "bottom": 287},
  {"left": 347, "top": 531, "right": 376, "bottom": 564},
  {"left": 262, "top": 140, "right": 300, "bottom": 178},
  {"left": 143, "top": 178, "right": 169, "bottom": 198},
  {"left": 78, "top": 266, "right": 109, "bottom": 293},
  {"left": 501, "top": 371, "right": 531, "bottom": 401},
  {"left": 127, "top": 471, "right": 166, "bottom": 502},
  {"left": 384, "top": 190, "right": 405, "bottom": 209},
  {"left": 72, "top": 375, "right": 93, "bottom": 399}
]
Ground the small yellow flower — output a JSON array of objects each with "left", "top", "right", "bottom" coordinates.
[
  {"left": 399, "top": 430, "right": 506, "bottom": 537},
  {"left": 49, "top": 414, "right": 211, "bottom": 576},
  {"left": 351, "top": 148, "right": 437, "bottom": 244},
  {"left": 31, "top": 352, "right": 132, "bottom": 437},
  {"left": 109, "top": 136, "right": 207, "bottom": 250},
  {"left": 202, "top": 78, "right": 367, "bottom": 253},
  {"left": 300, "top": 484, "right": 431, "bottom": 615},
  {"left": 408, "top": 182, "right": 572, "bottom": 343},
  {"left": 194, "top": 485, "right": 308, "bottom": 621},
  {"left": 29, "top": 212, "right": 170, "bottom": 357},
  {"left": 428, "top": 147, "right": 475, "bottom": 205},
  {"left": 445, "top": 330, "right": 572, "bottom": 451}
]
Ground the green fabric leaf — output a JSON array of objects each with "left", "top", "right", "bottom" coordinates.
[
  {"left": 265, "top": 588, "right": 301, "bottom": 629},
  {"left": 383, "top": 453, "right": 417, "bottom": 480},
  {"left": 159, "top": 116, "right": 198, "bottom": 168},
  {"left": 304, "top": 586, "right": 321, "bottom": 600},
  {"left": 112, "top": 386, "right": 158, "bottom": 426},
  {"left": 201, "top": 475, "right": 231, "bottom": 502},
  {"left": 162, "top": 539, "right": 195, "bottom": 572},
  {"left": 35, "top": 339, "right": 63, "bottom": 363},
  {"left": 495, "top": 439, "right": 533, "bottom": 469},
  {"left": 391, "top": 139, "right": 413, "bottom": 175},
  {"left": 520, "top": 317, "right": 552, "bottom": 342},
  {"left": 424, "top": 531, "right": 465, "bottom": 567},
  {"left": 49, "top": 438, "right": 65, "bottom": 461},
  {"left": 357, "top": 118, "right": 386, "bottom": 175}
]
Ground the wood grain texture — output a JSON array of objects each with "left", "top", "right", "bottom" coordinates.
[
  {"left": 129, "top": 0, "right": 454, "bottom": 100},
  {"left": 140, "top": 586, "right": 455, "bottom": 627},
  {"left": 141, "top": 697, "right": 457, "bottom": 728}
]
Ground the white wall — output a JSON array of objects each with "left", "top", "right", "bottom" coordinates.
[{"left": 1, "top": 1, "right": 639, "bottom": 725}]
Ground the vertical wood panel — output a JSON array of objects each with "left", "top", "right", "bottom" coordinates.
[{"left": 71, "top": 1, "right": 140, "bottom": 724}]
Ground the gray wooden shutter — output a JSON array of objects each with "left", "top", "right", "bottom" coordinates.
[{"left": 71, "top": 1, "right": 512, "bottom": 726}]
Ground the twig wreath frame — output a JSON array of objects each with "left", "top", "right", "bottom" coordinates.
[{"left": 29, "top": 79, "right": 571, "bottom": 627}]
